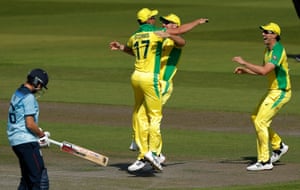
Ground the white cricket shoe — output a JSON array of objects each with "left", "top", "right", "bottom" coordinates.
[
  {"left": 145, "top": 151, "right": 163, "bottom": 171},
  {"left": 247, "top": 161, "right": 273, "bottom": 171},
  {"left": 158, "top": 153, "right": 166, "bottom": 164},
  {"left": 271, "top": 142, "right": 289, "bottom": 163},
  {"left": 128, "top": 160, "right": 146, "bottom": 172},
  {"left": 129, "top": 141, "right": 139, "bottom": 151}
]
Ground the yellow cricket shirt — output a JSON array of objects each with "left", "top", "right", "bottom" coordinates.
[
  {"left": 264, "top": 42, "right": 291, "bottom": 91},
  {"left": 126, "top": 24, "right": 165, "bottom": 74},
  {"left": 160, "top": 38, "right": 182, "bottom": 81}
]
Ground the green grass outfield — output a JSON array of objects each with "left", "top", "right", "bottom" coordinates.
[{"left": 0, "top": 0, "right": 300, "bottom": 189}]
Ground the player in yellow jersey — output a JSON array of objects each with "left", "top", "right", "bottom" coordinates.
[
  {"left": 110, "top": 8, "right": 208, "bottom": 172},
  {"left": 132, "top": 14, "right": 190, "bottom": 164},
  {"left": 159, "top": 14, "right": 185, "bottom": 105},
  {"left": 157, "top": 14, "right": 186, "bottom": 160},
  {"left": 232, "top": 22, "right": 291, "bottom": 171}
]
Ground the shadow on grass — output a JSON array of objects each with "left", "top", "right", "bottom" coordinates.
[
  {"left": 219, "top": 156, "right": 287, "bottom": 167},
  {"left": 110, "top": 162, "right": 157, "bottom": 177},
  {"left": 110, "top": 162, "right": 185, "bottom": 177},
  {"left": 219, "top": 156, "right": 257, "bottom": 165}
]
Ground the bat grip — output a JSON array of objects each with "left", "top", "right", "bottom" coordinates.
[{"left": 48, "top": 139, "right": 63, "bottom": 147}]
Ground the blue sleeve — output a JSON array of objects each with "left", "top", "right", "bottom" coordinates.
[{"left": 23, "top": 94, "right": 37, "bottom": 116}]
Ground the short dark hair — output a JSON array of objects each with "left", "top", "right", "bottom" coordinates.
[{"left": 137, "top": 19, "right": 147, "bottom": 25}]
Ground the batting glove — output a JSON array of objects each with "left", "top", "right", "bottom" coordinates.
[{"left": 39, "top": 131, "right": 51, "bottom": 148}]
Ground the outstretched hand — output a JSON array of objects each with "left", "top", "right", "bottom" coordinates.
[
  {"left": 234, "top": 67, "right": 247, "bottom": 74},
  {"left": 109, "top": 41, "right": 124, "bottom": 50},
  {"left": 232, "top": 56, "right": 252, "bottom": 74},
  {"left": 232, "top": 56, "right": 246, "bottom": 65},
  {"left": 197, "top": 18, "right": 209, "bottom": 24}
]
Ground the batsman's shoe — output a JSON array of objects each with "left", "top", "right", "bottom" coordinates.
[
  {"left": 128, "top": 159, "right": 146, "bottom": 172},
  {"left": 145, "top": 151, "right": 163, "bottom": 171},
  {"left": 247, "top": 161, "right": 273, "bottom": 171},
  {"left": 129, "top": 141, "right": 139, "bottom": 151},
  {"left": 271, "top": 142, "right": 289, "bottom": 163},
  {"left": 158, "top": 153, "right": 166, "bottom": 164}
]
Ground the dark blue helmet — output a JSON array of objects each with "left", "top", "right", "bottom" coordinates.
[{"left": 27, "top": 68, "right": 49, "bottom": 89}]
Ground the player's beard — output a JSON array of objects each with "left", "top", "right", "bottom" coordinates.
[{"left": 33, "top": 88, "right": 45, "bottom": 99}]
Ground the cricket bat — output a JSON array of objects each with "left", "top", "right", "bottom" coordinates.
[{"left": 49, "top": 138, "right": 109, "bottom": 166}]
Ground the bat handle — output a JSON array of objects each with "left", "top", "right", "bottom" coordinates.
[{"left": 48, "top": 139, "right": 63, "bottom": 147}]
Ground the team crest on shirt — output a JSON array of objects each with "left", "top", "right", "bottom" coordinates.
[{"left": 272, "top": 55, "right": 277, "bottom": 60}]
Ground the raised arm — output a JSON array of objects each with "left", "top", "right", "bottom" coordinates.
[
  {"left": 155, "top": 31, "right": 186, "bottom": 47},
  {"left": 166, "top": 18, "right": 208, "bottom": 35}
]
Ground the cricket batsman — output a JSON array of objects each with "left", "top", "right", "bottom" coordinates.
[{"left": 7, "top": 68, "right": 50, "bottom": 189}]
